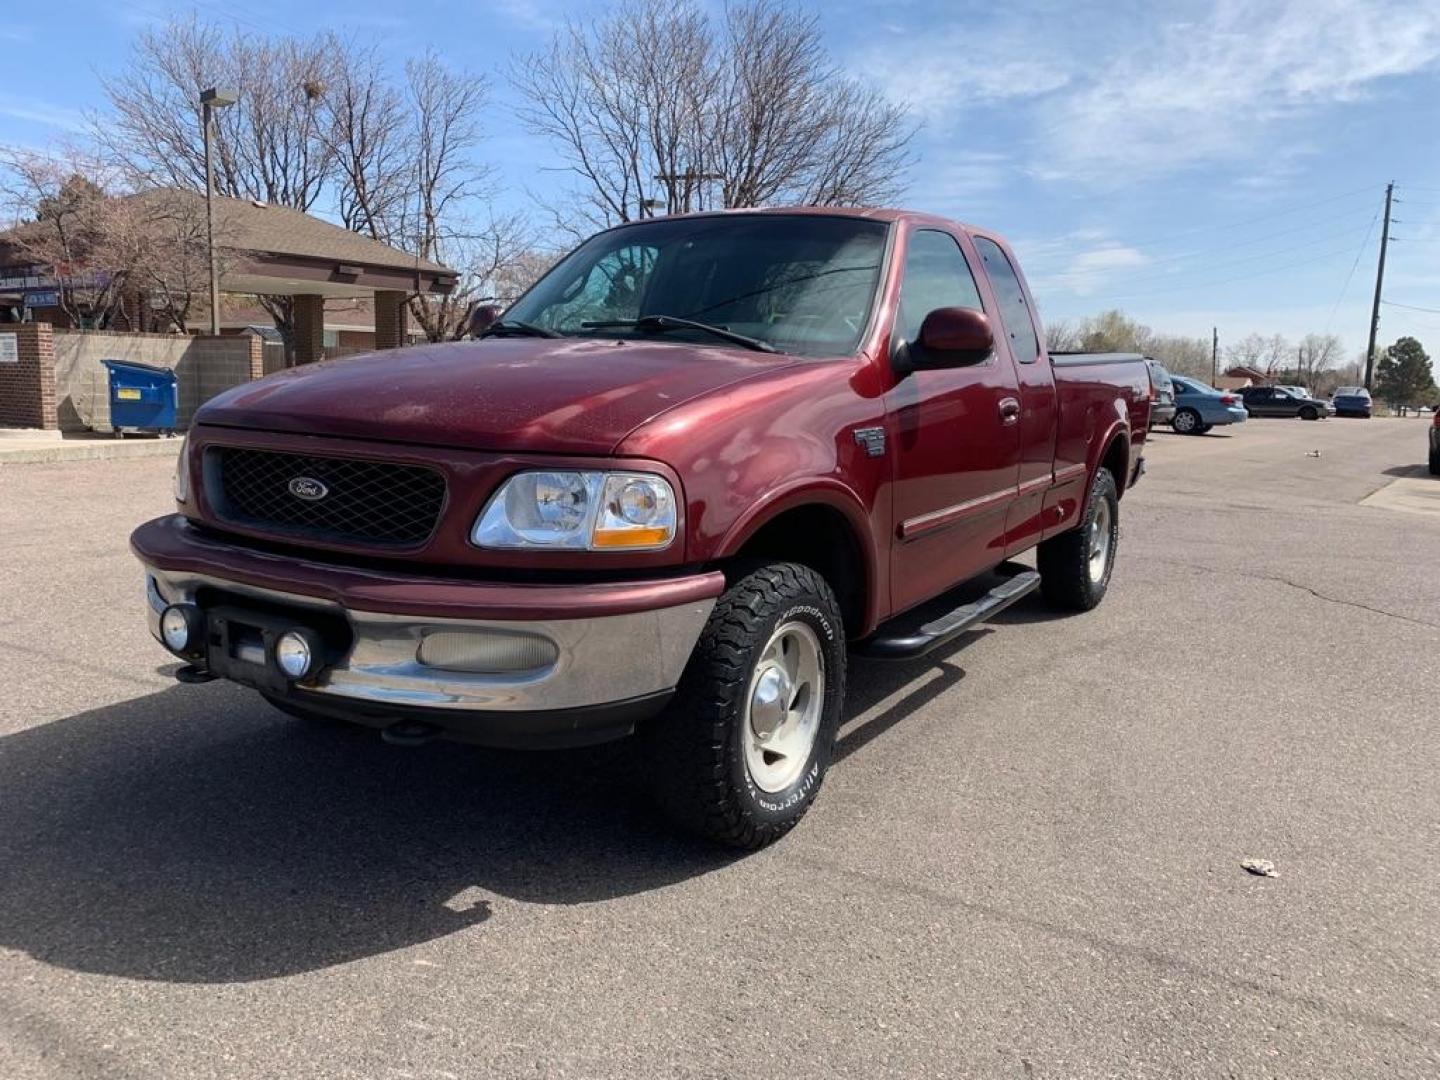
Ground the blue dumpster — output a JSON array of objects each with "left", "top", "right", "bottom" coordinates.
[{"left": 102, "top": 359, "right": 179, "bottom": 436}]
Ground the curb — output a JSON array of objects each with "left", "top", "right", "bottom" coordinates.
[{"left": 0, "top": 439, "right": 182, "bottom": 465}]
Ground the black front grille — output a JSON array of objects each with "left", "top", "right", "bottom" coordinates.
[{"left": 211, "top": 447, "right": 446, "bottom": 547}]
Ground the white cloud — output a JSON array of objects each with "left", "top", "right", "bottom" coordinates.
[
  {"left": 1023, "top": 235, "right": 1150, "bottom": 298},
  {"left": 904, "top": 149, "right": 1015, "bottom": 213},
  {"left": 863, "top": 1, "right": 1440, "bottom": 187},
  {"left": 1040, "top": 0, "right": 1440, "bottom": 182},
  {"left": 493, "top": 0, "right": 558, "bottom": 33},
  {"left": 0, "top": 96, "right": 84, "bottom": 132},
  {"left": 856, "top": 18, "right": 1071, "bottom": 123}
]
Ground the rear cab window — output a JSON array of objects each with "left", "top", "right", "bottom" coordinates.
[{"left": 972, "top": 236, "right": 1040, "bottom": 364}]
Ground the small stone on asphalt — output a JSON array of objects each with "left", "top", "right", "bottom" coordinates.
[{"left": 1241, "top": 858, "right": 1278, "bottom": 877}]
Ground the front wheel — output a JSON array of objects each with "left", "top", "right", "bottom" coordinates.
[
  {"left": 1430, "top": 446, "right": 1440, "bottom": 476},
  {"left": 1172, "top": 408, "right": 1201, "bottom": 434},
  {"left": 1301, "top": 406, "right": 1319, "bottom": 421},
  {"left": 1037, "top": 469, "right": 1119, "bottom": 612},
  {"left": 644, "top": 563, "right": 846, "bottom": 849}
]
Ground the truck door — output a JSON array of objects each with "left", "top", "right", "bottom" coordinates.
[
  {"left": 969, "top": 234, "right": 1058, "bottom": 555},
  {"left": 885, "top": 227, "right": 1023, "bottom": 614}
]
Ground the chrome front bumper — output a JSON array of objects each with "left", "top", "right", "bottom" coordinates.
[{"left": 144, "top": 567, "right": 714, "bottom": 714}]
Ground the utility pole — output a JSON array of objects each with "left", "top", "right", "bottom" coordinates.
[
  {"left": 1364, "top": 181, "right": 1394, "bottom": 391},
  {"left": 1211, "top": 327, "right": 1218, "bottom": 384},
  {"left": 199, "top": 87, "right": 239, "bottom": 336}
]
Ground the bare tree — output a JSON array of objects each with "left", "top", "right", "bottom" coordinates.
[
  {"left": 392, "top": 53, "right": 519, "bottom": 342},
  {"left": 99, "top": 21, "right": 525, "bottom": 352},
  {"left": 1045, "top": 318, "right": 1081, "bottom": 352},
  {"left": 1292, "top": 332, "right": 1342, "bottom": 388},
  {"left": 0, "top": 147, "right": 138, "bottom": 328},
  {"left": 0, "top": 150, "right": 241, "bottom": 332},
  {"left": 1224, "top": 333, "right": 1268, "bottom": 371},
  {"left": 98, "top": 17, "right": 339, "bottom": 355},
  {"left": 321, "top": 46, "right": 409, "bottom": 240},
  {"left": 510, "top": 0, "right": 912, "bottom": 232}
]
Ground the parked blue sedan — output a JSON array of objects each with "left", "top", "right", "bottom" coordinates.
[{"left": 1169, "top": 375, "right": 1249, "bottom": 434}]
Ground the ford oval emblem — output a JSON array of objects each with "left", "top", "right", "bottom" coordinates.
[{"left": 288, "top": 476, "right": 329, "bottom": 501}]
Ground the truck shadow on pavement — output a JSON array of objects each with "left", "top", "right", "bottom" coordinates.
[{"left": 0, "top": 650, "right": 971, "bottom": 984}]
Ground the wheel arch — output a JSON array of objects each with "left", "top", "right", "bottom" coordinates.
[{"left": 719, "top": 483, "right": 879, "bottom": 638}]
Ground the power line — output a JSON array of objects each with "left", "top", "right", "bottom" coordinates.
[
  {"left": 1120, "top": 184, "right": 1377, "bottom": 249},
  {"left": 1090, "top": 221, "right": 1376, "bottom": 290},
  {"left": 1322, "top": 208, "right": 1380, "bottom": 337},
  {"left": 1087, "top": 244, "right": 1363, "bottom": 302},
  {"left": 1381, "top": 299, "right": 1440, "bottom": 316}
]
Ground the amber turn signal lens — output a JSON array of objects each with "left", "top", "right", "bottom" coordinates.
[{"left": 590, "top": 526, "right": 673, "bottom": 548}]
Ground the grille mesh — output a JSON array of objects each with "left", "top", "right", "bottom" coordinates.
[{"left": 212, "top": 447, "right": 446, "bottom": 547}]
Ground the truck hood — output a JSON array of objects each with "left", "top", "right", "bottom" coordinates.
[{"left": 196, "top": 337, "right": 798, "bottom": 454}]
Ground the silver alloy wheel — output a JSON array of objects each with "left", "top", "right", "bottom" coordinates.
[
  {"left": 743, "top": 619, "right": 825, "bottom": 793},
  {"left": 1088, "top": 497, "right": 1114, "bottom": 584},
  {"left": 1173, "top": 410, "right": 1196, "bottom": 433}
]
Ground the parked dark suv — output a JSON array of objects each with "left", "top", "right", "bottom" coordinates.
[{"left": 1238, "top": 385, "right": 1328, "bottom": 420}]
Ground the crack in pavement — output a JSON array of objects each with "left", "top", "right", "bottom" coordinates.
[
  {"left": 784, "top": 853, "right": 1438, "bottom": 1047},
  {"left": 1140, "top": 556, "right": 1440, "bottom": 630}
]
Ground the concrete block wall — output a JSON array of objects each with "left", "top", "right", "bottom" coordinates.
[
  {"left": 0, "top": 323, "right": 58, "bottom": 429},
  {"left": 52, "top": 329, "right": 263, "bottom": 431}
]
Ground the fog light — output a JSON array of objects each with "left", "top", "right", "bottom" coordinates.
[
  {"left": 160, "top": 603, "right": 205, "bottom": 657},
  {"left": 274, "top": 629, "right": 322, "bottom": 681}
]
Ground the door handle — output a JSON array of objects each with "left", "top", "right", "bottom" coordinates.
[{"left": 999, "top": 397, "right": 1021, "bottom": 424}]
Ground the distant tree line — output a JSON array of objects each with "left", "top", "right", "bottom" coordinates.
[{"left": 1045, "top": 309, "right": 1439, "bottom": 406}]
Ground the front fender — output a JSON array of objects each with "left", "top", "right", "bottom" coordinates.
[{"left": 717, "top": 479, "right": 886, "bottom": 636}]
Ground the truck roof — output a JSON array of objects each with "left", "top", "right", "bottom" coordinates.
[{"left": 602, "top": 205, "right": 983, "bottom": 235}]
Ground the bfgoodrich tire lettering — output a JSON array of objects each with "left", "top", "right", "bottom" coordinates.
[
  {"left": 1037, "top": 468, "right": 1120, "bottom": 612},
  {"left": 644, "top": 562, "right": 846, "bottom": 849}
]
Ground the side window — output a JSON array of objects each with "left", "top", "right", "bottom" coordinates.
[
  {"left": 972, "top": 236, "right": 1040, "bottom": 364},
  {"left": 533, "top": 244, "right": 658, "bottom": 331},
  {"left": 895, "top": 229, "right": 984, "bottom": 346}
]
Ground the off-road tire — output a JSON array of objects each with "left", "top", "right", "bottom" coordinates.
[
  {"left": 644, "top": 562, "right": 846, "bottom": 849},
  {"left": 1172, "top": 408, "right": 1201, "bottom": 434},
  {"left": 1037, "top": 469, "right": 1119, "bottom": 612}
]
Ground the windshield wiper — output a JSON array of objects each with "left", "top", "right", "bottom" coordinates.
[
  {"left": 580, "top": 314, "right": 778, "bottom": 353},
  {"left": 480, "top": 319, "right": 563, "bottom": 339}
]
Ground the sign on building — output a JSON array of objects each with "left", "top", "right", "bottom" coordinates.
[{"left": 0, "top": 332, "right": 18, "bottom": 364}]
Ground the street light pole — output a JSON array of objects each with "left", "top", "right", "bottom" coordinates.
[{"left": 199, "top": 87, "right": 238, "bottom": 336}]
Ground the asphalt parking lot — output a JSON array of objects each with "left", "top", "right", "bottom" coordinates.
[{"left": 1, "top": 417, "right": 1437, "bottom": 1079}]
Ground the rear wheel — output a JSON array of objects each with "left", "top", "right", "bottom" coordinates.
[
  {"left": 1037, "top": 469, "right": 1119, "bottom": 612},
  {"left": 1172, "top": 408, "right": 1201, "bottom": 434},
  {"left": 1430, "top": 445, "right": 1440, "bottom": 476},
  {"left": 644, "top": 562, "right": 846, "bottom": 849}
]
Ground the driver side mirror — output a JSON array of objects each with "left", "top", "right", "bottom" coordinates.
[
  {"left": 903, "top": 306, "right": 994, "bottom": 372},
  {"left": 468, "top": 303, "right": 502, "bottom": 337}
]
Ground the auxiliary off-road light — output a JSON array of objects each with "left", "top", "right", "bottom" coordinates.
[
  {"left": 274, "top": 629, "right": 323, "bottom": 681},
  {"left": 160, "top": 603, "right": 205, "bottom": 657}
]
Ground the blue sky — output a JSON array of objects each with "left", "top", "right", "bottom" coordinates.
[{"left": 3, "top": 0, "right": 1440, "bottom": 358}]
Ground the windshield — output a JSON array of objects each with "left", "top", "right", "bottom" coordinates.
[{"left": 504, "top": 214, "right": 889, "bottom": 357}]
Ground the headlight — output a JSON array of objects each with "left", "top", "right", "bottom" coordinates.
[
  {"left": 472, "top": 470, "right": 677, "bottom": 551},
  {"left": 174, "top": 433, "right": 191, "bottom": 502}
]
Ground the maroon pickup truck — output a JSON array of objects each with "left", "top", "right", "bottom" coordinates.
[{"left": 132, "top": 208, "right": 1149, "bottom": 847}]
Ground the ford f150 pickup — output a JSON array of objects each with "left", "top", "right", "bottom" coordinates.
[{"left": 132, "top": 208, "right": 1149, "bottom": 848}]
